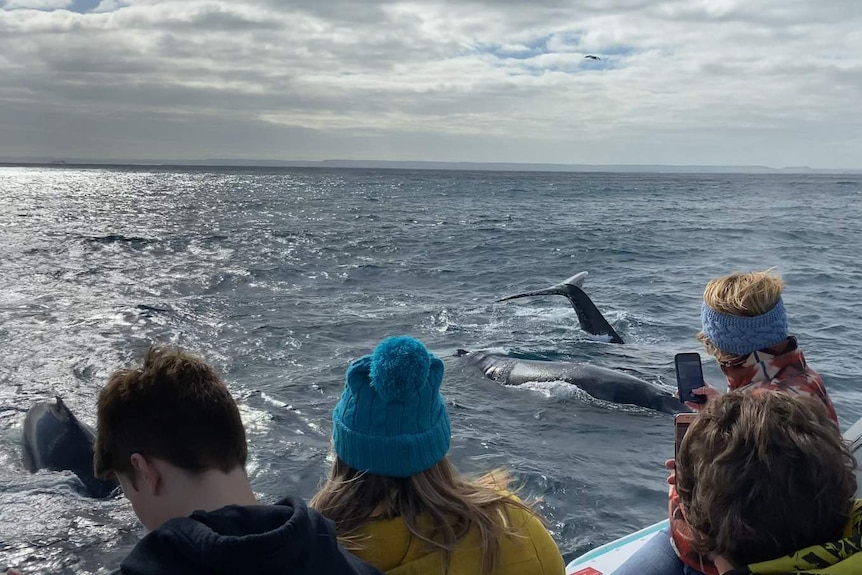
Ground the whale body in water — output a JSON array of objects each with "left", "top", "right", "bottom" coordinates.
[
  {"left": 458, "top": 349, "right": 687, "bottom": 414},
  {"left": 22, "top": 396, "right": 118, "bottom": 498},
  {"left": 462, "top": 272, "right": 688, "bottom": 413}
]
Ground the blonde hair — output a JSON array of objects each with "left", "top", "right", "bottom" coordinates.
[
  {"left": 310, "top": 456, "right": 537, "bottom": 575},
  {"left": 696, "top": 269, "right": 784, "bottom": 363}
]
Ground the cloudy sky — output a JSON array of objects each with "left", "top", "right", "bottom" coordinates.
[{"left": 1, "top": 0, "right": 860, "bottom": 167}]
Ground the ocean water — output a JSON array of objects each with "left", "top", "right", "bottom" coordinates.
[{"left": 0, "top": 166, "right": 860, "bottom": 573}]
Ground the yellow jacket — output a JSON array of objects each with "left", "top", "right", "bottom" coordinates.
[
  {"left": 347, "top": 501, "right": 565, "bottom": 575},
  {"left": 728, "top": 500, "right": 862, "bottom": 575}
]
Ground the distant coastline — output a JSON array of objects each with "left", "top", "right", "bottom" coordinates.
[{"left": 1, "top": 158, "right": 860, "bottom": 174}]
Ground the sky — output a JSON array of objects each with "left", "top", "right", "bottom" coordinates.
[{"left": 0, "top": 0, "right": 860, "bottom": 168}]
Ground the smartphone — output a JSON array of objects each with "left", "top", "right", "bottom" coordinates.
[
  {"left": 675, "top": 352, "right": 706, "bottom": 404},
  {"left": 675, "top": 413, "right": 698, "bottom": 458}
]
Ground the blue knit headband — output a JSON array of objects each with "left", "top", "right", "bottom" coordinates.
[{"left": 701, "top": 298, "right": 787, "bottom": 356}]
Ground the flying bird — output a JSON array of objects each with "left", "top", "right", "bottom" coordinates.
[{"left": 584, "top": 55, "right": 601, "bottom": 60}]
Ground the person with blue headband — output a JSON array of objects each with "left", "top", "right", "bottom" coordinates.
[
  {"left": 311, "top": 335, "right": 565, "bottom": 575},
  {"left": 615, "top": 269, "right": 839, "bottom": 575},
  {"left": 689, "top": 269, "right": 835, "bottom": 418}
]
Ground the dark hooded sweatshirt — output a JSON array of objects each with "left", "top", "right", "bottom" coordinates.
[{"left": 116, "top": 497, "right": 382, "bottom": 575}]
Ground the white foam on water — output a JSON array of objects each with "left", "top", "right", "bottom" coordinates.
[
  {"left": 237, "top": 402, "right": 272, "bottom": 436},
  {"left": 260, "top": 392, "right": 287, "bottom": 408}
]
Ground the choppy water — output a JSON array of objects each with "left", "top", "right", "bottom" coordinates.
[{"left": 1, "top": 166, "right": 860, "bottom": 573}]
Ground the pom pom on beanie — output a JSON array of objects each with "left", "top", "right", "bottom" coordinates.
[{"left": 370, "top": 336, "right": 431, "bottom": 402}]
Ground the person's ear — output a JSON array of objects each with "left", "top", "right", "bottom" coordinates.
[{"left": 129, "top": 453, "right": 161, "bottom": 496}]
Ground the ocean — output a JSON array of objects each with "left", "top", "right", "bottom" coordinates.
[{"left": 1, "top": 166, "right": 860, "bottom": 573}]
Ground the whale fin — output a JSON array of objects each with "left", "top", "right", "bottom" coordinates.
[
  {"left": 496, "top": 275, "right": 625, "bottom": 344},
  {"left": 22, "top": 398, "right": 119, "bottom": 498},
  {"left": 51, "top": 396, "right": 73, "bottom": 421}
]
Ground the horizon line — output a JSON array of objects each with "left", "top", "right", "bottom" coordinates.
[{"left": 1, "top": 158, "right": 861, "bottom": 174}]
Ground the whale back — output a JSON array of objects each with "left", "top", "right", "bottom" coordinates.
[{"left": 462, "top": 352, "right": 688, "bottom": 414}]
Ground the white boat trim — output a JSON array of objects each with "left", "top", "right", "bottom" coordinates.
[{"left": 566, "top": 519, "right": 670, "bottom": 573}]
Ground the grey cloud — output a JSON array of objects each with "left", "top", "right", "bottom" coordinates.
[
  {"left": 647, "top": 0, "right": 861, "bottom": 26},
  {"left": 0, "top": 0, "right": 860, "bottom": 167},
  {"left": 155, "top": 5, "right": 285, "bottom": 31},
  {"left": 0, "top": 99, "right": 339, "bottom": 158},
  {"left": 2, "top": 93, "right": 860, "bottom": 169}
]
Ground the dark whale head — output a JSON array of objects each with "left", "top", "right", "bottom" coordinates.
[{"left": 22, "top": 396, "right": 119, "bottom": 498}]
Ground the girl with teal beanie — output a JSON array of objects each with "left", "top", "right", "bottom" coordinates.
[{"left": 312, "top": 336, "right": 565, "bottom": 575}]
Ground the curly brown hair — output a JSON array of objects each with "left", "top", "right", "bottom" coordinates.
[
  {"left": 676, "top": 391, "right": 856, "bottom": 567},
  {"left": 94, "top": 346, "right": 247, "bottom": 479}
]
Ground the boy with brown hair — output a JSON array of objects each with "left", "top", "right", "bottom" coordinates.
[
  {"left": 94, "top": 346, "right": 381, "bottom": 575},
  {"left": 676, "top": 392, "right": 860, "bottom": 574}
]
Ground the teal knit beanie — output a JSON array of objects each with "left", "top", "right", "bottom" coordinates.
[{"left": 332, "top": 336, "right": 450, "bottom": 478}]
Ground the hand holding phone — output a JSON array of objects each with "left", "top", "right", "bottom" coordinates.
[
  {"left": 664, "top": 458, "right": 676, "bottom": 485},
  {"left": 675, "top": 352, "right": 706, "bottom": 404}
]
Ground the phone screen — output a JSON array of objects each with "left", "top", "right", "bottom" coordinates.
[
  {"left": 675, "top": 353, "right": 706, "bottom": 404},
  {"left": 675, "top": 414, "right": 697, "bottom": 458}
]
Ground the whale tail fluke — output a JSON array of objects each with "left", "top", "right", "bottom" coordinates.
[
  {"left": 496, "top": 286, "right": 562, "bottom": 303},
  {"left": 496, "top": 272, "right": 624, "bottom": 344},
  {"left": 496, "top": 271, "right": 589, "bottom": 303},
  {"left": 561, "top": 271, "right": 589, "bottom": 287}
]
